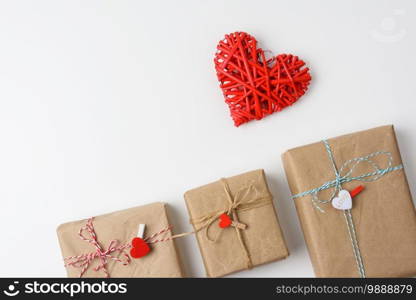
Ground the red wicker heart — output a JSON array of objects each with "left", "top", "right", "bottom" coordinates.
[{"left": 214, "top": 32, "right": 312, "bottom": 127}]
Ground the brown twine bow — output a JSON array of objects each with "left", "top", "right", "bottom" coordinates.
[{"left": 189, "top": 178, "right": 273, "bottom": 270}]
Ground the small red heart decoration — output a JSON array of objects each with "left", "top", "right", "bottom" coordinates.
[
  {"left": 214, "top": 32, "right": 312, "bottom": 126},
  {"left": 130, "top": 237, "right": 150, "bottom": 259},
  {"left": 219, "top": 213, "right": 232, "bottom": 228}
]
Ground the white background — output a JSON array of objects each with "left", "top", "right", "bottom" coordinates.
[{"left": 0, "top": 0, "right": 415, "bottom": 277}]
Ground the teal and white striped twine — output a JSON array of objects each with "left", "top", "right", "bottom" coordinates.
[{"left": 292, "top": 139, "right": 403, "bottom": 278}]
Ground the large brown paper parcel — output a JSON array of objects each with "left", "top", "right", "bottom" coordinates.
[
  {"left": 57, "top": 202, "right": 184, "bottom": 277},
  {"left": 282, "top": 125, "right": 416, "bottom": 277},
  {"left": 184, "top": 169, "right": 289, "bottom": 277}
]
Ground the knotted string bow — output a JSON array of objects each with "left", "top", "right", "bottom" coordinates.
[
  {"left": 292, "top": 140, "right": 403, "bottom": 277},
  {"left": 63, "top": 218, "right": 131, "bottom": 278},
  {"left": 190, "top": 178, "right": 273, "bottom": 269}
]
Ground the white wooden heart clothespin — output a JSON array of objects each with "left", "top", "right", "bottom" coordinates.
[
  {"left": 331, "top": 185, "right": 365, "bottom": 210},
  {"left": 331, "top": 190, "right": 352, "bottom": 210}
]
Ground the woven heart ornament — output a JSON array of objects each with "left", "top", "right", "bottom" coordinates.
[{"left": 214, "top": 32, "right": 312, "bottom": 126}]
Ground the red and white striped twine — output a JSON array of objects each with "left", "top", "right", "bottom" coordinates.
[
  {"left": 63, "top": 218, "right": 174, "bottom": 278},
  {"left": 144, "top": 225, "right": 173, "bottom": 244}
]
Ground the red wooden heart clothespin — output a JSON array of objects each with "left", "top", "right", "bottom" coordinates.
[
  {"left": 130, "top": 224, "right": 150, "bottom": 259},
  {"left": 218, "top": 213, "right": 246, "bottom": 229}
]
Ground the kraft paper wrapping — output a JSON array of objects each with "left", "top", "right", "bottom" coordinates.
[
  {"left": 57, "top": 202, "right": 184, "bottom": 278},
  {"left": 184, "top": 169, "right": 289, "bottom": 277},
  {"left": 282, "top": 125, "right": 416, "bottom": 277}
]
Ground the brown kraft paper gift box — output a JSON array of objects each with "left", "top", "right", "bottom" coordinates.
[
  {"left": 57, "top": 202, "right": 184, "bottom": 277},
  {"left": 184, "top": 169, "right": 289, "bottom": 277},
  {"left": 282, "top": 125, "right": 416, "bottom": 277}
]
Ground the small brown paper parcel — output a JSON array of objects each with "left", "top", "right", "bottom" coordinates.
[
  {"left": 57, "top": 202, "right": 184, "bottom": 278},
  {"left": 184, "top": 169, "right": 289, "bottom": 277},
  {"left": 282, "top": 125, "right": 416, "bottom": 277}
]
